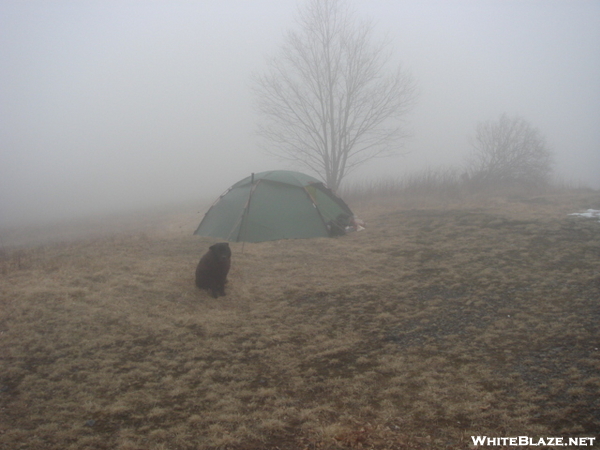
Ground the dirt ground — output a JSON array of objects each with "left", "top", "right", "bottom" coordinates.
[{"left": 1, "top": 190, "right": 599, "bottom": 449}]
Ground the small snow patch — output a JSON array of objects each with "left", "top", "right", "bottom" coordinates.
[{"left": 569, "top": 209, "right": 600, "bottom": 222}]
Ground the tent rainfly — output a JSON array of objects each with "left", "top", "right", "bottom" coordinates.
[{"left": 194, "top": 170, "right": 355, "bottom": 243}]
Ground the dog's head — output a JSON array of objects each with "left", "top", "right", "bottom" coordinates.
[{"left": 209, "top": 242, "right": 231, "bottom": 262}]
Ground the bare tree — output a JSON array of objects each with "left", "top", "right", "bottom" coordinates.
[
  {"left": 252, "top": 0, "right": 417, "bottom": 191},
  {"left": 466, "top": 113, "right": 553, "bottom": 187}
]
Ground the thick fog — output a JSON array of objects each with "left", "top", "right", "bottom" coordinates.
[{"left": 1, "top": 1, "right": 599, "bottom": 228}]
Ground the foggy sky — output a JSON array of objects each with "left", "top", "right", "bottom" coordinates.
[{"left": 1, "top": 0, "right": 599, "bottom": 227}]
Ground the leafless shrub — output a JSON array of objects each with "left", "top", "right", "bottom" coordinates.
[{"left": 465, "top": 113, "right": 553, "bottom": 188}]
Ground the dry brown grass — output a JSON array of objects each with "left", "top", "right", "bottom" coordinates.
[{"left": 1, "top": 190, "right": 599, "bottom": 449}]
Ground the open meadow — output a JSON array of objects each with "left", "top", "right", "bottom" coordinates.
[{"left": 1, "top": 189, "right": 599, "bottom": 449}]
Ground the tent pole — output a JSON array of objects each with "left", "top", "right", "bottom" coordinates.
[{"left": 240, "top": 173, "right": 257, "bottom": 253}]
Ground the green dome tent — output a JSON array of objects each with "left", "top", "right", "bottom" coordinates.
[{"left": 194, "top": 170, "right": 355, "bottom": 243}]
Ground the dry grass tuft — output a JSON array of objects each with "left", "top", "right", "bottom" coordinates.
[{"left": 1, "top": 189, "right": 599, "bottom": 449}]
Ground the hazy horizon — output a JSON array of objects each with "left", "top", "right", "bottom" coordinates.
[{"left": 1, "top": 0, "right": 599, "bottom": 228}]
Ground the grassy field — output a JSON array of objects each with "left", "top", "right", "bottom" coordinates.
[{"left": 1, "top": 190, "right": 599, "bottom": 449}]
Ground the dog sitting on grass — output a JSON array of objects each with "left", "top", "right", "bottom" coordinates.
[{"left": 195, "top": 243, "right": 231, "bottom": 298}]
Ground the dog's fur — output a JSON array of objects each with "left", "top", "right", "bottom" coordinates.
[{"left": 195, "top": 243, "right": 231, "bottom": 298}]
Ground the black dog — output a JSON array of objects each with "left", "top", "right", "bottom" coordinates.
[{"left": 195, "top": 243, "right": 231, "bottom": 298}]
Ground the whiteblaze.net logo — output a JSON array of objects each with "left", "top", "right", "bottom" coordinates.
[{"left": 471, "top": 436, "right": 597, "bottom": 447}]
